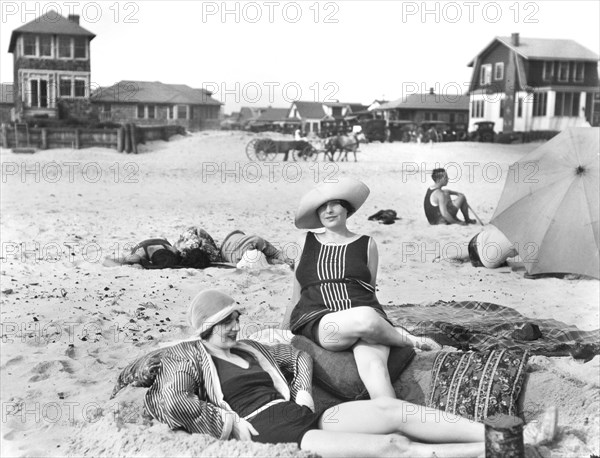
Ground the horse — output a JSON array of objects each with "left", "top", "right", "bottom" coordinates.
[{"left": 324, "top": 132, "right": 367, "bottom": 162}]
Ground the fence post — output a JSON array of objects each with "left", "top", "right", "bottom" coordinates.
[
  {"left": 124, "top": 123, "right": 131, "bottom": 153},
  {"left": 74, "top": 128, "right": 80, "bottom": 149},
  {"left": 41, "top": 128, "right": 48, "bottom": 149},
  {"left": 130, "top": 123, "right": 138, "bottom": 154},
  {"left": 1, "top": 124, "right": 7, "bottom": 149},
  {"left": 117, "top": 126, "right": 124, "bottom": 152}
]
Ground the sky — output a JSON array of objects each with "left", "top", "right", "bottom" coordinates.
[{"left": 1, "top": 0, "right": 599, "bottom": 114}]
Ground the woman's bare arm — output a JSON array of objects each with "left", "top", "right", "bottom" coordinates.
[{"left": 280, "top": 234, "right": 307, "bottom": 330}]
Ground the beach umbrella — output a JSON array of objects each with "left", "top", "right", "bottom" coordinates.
[{"left": 490, "top": 127, "right": 599, "bottom": 278}]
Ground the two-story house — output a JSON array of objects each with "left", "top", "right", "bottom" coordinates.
[
  {"left": 8, "top": 11, "right": 95, "bottom": 120},
  {"left": 467, "top": 33, "right": 600, "bottom": 132}
]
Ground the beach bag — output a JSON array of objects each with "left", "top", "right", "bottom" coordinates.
[{"left": 132, "top": 239, "right": 180, "bottom": 269}]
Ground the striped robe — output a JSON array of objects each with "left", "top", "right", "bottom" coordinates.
[{"left": 144, "top": 339, "right": 313, "bottom": 439}]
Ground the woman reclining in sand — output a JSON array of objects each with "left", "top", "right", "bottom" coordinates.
[{"left": 141, "top": 289, "right": 557, "bottom": 458}]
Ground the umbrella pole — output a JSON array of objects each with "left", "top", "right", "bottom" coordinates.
[{"left": 468, "top": 204, "right": 485, "bottom": 226}]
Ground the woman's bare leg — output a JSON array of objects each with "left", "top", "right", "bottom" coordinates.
[
  {"left": 352, "top": 342, "right": 395, "bottom": 399},
  {"left": 301, "top": 430, "right": 484, "bottom": 458},
  {"left": 317, "top": 307, "right": 416, "bottom": 351},
  {"left": 319, "top": 397, "right": 484, "bottom": 444}
]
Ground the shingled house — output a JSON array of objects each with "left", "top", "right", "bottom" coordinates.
[
  {"left": 467, "top": 33, "right": 600, "bottom": 131},
  {"left": 91, "top": 81, "right": 222, "bottom": 130},
  {"left": 7, "top": 11, "right": 95, "bottom": 120},
  {"left": 377, "top": 89, "right": 469, "bottom": 124}
]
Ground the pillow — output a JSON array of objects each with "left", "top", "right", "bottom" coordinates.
[
  {"left": 427, "top": 349, "right": 529, "bottom": 421},
  {"left": 292, "top": 335, "right": 415, "bottom": 401},
  {"left": 111, "top": 347, "right": 167, "bottom": 399}
]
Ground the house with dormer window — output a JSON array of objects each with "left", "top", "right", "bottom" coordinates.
[
  {"left": 467, "top": 33, "right": 600, "bottom": 132},
  {"left": 8, "top": 11, "right": 95, "bottom": 120}
]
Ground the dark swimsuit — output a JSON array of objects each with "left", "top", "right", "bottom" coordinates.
[
  {"left": 424, "top": 188, "right": 445, "bottom": 225},
  {"left": 468, "top": 234, "right": 484, "bottom": 267},
  {"left": 212, "top": 350, "right": 320, "bottom": 445},
  {"left": 290, "top": 232, "right": 389, "bottom": 342}
]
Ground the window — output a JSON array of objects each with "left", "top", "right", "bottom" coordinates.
[
  {"left": 39, "top": 36, "right": 52, "bottom": 56},
  {"left": 176, "top": 105, "right": 187, "bottom": 119},
  {"left": 102, "top": 103, "right": 111, "bottom": 113},
  {"left": 137, "top": 105, "right": 145, "bottom": 118},
  {"left": 471, "top": 100, "right": 485, "bottom": 118},
  {"left": 542, "top": 62, "right": 554, "bottom": 81},
  {"left": 449, "top": 113, "right": 455, "bottom": 123},
  {"left": 558, "top": 62, "right": 570, "bottom": 82},
  {"left": 494, "top": 63, "right": 504, "bottom": 80},
  {"left": 517, "top": 98, "right": 523, "bottom": 118},
  {"left": 59, "top": 37, "right": 72, "bottom": 58},
  {"left": 554, "top": 92, "right": 581, "bottom": 117},
  {"left": 499, "top": 99, "right": 504, "bottom": 117},
  {"left": 532, "top": 92, "right": 547, "bottom": 117},
  {"left": 74, "top": 37, "right": 86, "bottom": 58},
  {"left": 24, "top": 35, "right": 36, "bottom": 56},
  {"left": 573, "top": 62, "right": 585, "bottom": 82},
  {"left": 59, "top": 78, "right": 72, "bottom": 97},
  {"left": 147, "top": 105, "right": 156, "bottom": 119},
  {"left": 168, "top": 106, "right": 174, "bottom": 119},
  {"left": 74, "top": 79, "right": 86, "bottom": 97},
  {"left": 480, "top": 64, "right": 492, "bottom": 85}
]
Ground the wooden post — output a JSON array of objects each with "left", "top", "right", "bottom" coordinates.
[
  {"left": 74, "top": 128, "right": 80, "bottom": 149},
  {"left": 41, "top": 128, "right": 48, "bottom": 149},
  {"left": 124, "top": 123, "right": 131, "bottom": 153},
  {"left": 117, "top": 126, "right": 124, "bottom": 152},
  {"left": 130, "top": 123, "right": 138, "bottom": 154},
  {"left": 1, "top": 124, "right": 7, "bottom": 149}
]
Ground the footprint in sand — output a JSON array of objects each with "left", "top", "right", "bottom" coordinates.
[{"left": 28, "top": 360, "right": 75, "bottom": 382}]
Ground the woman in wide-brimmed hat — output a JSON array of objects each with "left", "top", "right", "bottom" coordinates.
[
  {"left": 282, "top": 177, "right": 441, "bottom": 399},
  {"left": 143, "top": 289, "right": 504, "bottom": 457}
]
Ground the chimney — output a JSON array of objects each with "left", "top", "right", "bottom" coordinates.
[
  {"left": 68, "top": 14, "right": 80, "bottom": 24},
  {"left": 429, "top": 87, "right": 435, "bottom": 95},
  {"left": 511, "top": 33, "right": 519, "bottom": 46}
]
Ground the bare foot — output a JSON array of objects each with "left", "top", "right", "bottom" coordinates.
[{"left": 523, "top": 407, "right": 558, "bottom": 446}]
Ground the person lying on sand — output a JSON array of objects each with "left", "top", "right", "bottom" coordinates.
[
  {"left": 425, "top": 168, "right": 477, "bottom": 225},
  {"left": 282, "top": 178, "right": 442, "bottom": 401},
  {"left": 103, "top": 228, "right": 293, "bottom": 269},
  {"left": 451, "top": 224, "right": 518, "bottom": 268},
  {"left": 143, "top": 289, "right": 558, "bottom": 458}
]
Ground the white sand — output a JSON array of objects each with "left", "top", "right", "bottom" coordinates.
[{"left": 1, "top": 131, "right": 598, "bottom": 457}]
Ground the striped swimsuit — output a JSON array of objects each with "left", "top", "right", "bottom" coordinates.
[{"left": 290, "top": 232, "right": 388, "bottom": 337}]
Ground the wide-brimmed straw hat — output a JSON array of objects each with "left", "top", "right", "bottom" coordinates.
[
  {"left": 187, "top": 290, "right": 239, "bottom": 335},
  {"left": 295, "top": 178, "right": 370, "bottom": 229}
]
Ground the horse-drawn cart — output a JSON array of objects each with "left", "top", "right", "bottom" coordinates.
[{"left": 245, "top": 138, "right": 320, "bottom": 162}]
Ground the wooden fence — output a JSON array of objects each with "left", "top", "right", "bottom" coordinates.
[{"left": 0, "top": 123, "right": 186, "bottom": 153}]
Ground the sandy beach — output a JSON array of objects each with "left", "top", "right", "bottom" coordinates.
[{"left": 1, "top": 131, "right": 598, "bottom": 457}]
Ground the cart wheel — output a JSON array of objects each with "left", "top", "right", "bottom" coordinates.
[
  {"left": 255, "top": 138, "right": 275, "bottom": 161},
  {"left": 246, "top": 138, "right": 259, "bottom": 161}
]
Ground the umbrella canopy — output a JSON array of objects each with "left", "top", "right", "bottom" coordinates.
[{"left": 490, "top": 127, "right": 599, "bottom": 279}]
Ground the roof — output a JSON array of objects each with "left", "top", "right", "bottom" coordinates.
[
  {"left": 468, "top": 36, "right": 599, "bottom": 66},
  {"left": 378, "top": 93, "right": 470, "bottom": 111},
  {"left": 9, "top": 11, "right": 95, "bottom": 52},
  {"left": 0, "top": 84, "right": 14, "bottom": 104},
  {"left": 256, "top": 107, "right": 290, "bottom": 122},
  {"left": 290, "top": 101, "right": 327, "bottom": 119},
  {"left": 348, "top": 104, "right": 369, "bottom": 113},
  {"left": 92, "top": 81, "right": 222, "bottom": 105}
]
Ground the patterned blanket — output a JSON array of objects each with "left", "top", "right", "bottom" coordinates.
[{"left": 385, "top": 301, "right": 600, "bottom": 361}]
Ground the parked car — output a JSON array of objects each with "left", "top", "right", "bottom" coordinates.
[
  {"left": 469, "top": 121, "right": 496, "bottom": 142},
  {"left": 388, "top": 120, "right": 418, "bottom": 142},
  {"left": 360, "top": 119, "right": 389, "bottom": 142},
  {"left": 419, "top": 121, "right": 449, "bottom": 142}
]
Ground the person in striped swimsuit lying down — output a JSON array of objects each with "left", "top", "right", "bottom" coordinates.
[{"left": 145, "top": 289, "right": 501, "bottom": 457}]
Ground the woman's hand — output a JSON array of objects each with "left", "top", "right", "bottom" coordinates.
[
  {"left": 411, "top": 336, "right": 442, "bottom": 351},
  {"left": 231, "top": 418, "right": 259, "bottom": 441}
]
